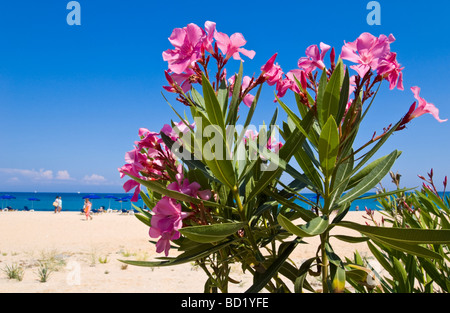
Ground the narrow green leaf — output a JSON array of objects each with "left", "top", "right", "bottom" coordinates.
[
  {"left": 264, "top": 188, "right": 316, "bottom": 222},
  {"left": 278, "top": 214, "right": 329, "bottom": 237},
  {"left": 245, "top": 238, "right": 300, "bottom": 293},
  {"left": 126, "top": 173, "right": 227, "bottom": 209},
  {"left": 333, "top": 235, "right": 370, "bottom": 243},
  {"left": 346, "top": 151, "right": 402, "bottom": 191},
  {"left": 336, "top": 67, "right": 350, "bottom": 123},
  {"left": 319, "top": 116, "right": 339, "bottom": 179},
  {"left": 247, "top": 110, "right": 314, "bottom": 203},
  {"left": 316, "top": 69, "right": 328, "bottom": 126},
  {"left": 119, "top": 239, "right": 239, "bottom": 267},
  {"left": 338, "top": 150, "right": 398, "bottom": 205},
  {"left": 202, "top": 73, "right": 225, "bottom": 131},
  {"left": 179, "top": 222, "right": 245, "bottom": 243},
  {"left": 337, "top": 221, "right": 450, "bottom": 245},
  {"left": 226, "top": 62, "right": 243, "bottom": 126},
  {"left": 320, "top": 60, "right": 343, "bottom": 125}
]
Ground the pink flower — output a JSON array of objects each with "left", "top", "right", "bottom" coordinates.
[
  {"left": 149, "top": 197, "right": 191, "bottom": 256},
  {"left": 203, "top": 21, "right": 216, "bottom": 54},
  {"left": 298, "top": 43, "right": 331, "bottom": 73},
  {"left": 400, "top": 86, "right": 447, "bottom": 127},
  {"left": 168, "top": 179, "right": 201, "bottom": 198},
  {"left": 244, "top": 129, "right": 258, "bottom": 143},
  {"left": 228, "top": 75, "right": 255, "bottom": 107},
  {"left": 167, "top": 174, "right": 211, "bottom": 200},
  {"left": 135, "top": 128, "right": 162, "bottom": 150},
  {"left": 341, "top": 33, "right": 395, "bottom": 78},
  {"left": 261, "top": 53, "right": 284, "bottom": 86},
  {"left": 267, "top": 137, "right": 283, "bottom": 153},
  {"left": 214, "top": 30, "right": 255, "bottom": 61},
  {"left": 162, "top": 23, "right": 205, "bottom": 74},
  {"left": 274, "top": 70, "right": 306, "bottom": 99},
  {"left": 161, "top": 120, "right": 195, "bottom": 141},
  {"left": 376, "top": 52, "right": 404, "bottom": 90},
  {"left": 275, "top": 77, "right": 293, "bottom": 98},
  {"left": 163, "top": 70, "right": 195, "bottom": 94},
  {"left": 122, "top": 178, "right": 141, "bottom": 202}
]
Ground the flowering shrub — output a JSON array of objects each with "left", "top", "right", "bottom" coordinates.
[
  {"left": 348, "top": 170, "right": 450, "bottom": 293},
  {"left": 119, "top": 22, "right": 449, "bottom": 293}
]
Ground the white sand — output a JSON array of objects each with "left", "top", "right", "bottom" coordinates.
[{"left": 0, "top": 210, "right": 382, "bottom": 293}]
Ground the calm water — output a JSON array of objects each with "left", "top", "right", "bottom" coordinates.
[
  {"left": 0, "top": 191, "right": 386, "bottom": 212},
  {"left": 0, "top": 192, "right": 144, "bottom": 212}
]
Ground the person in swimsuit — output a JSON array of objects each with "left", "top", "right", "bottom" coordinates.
[{"left": 83, "top": 198, "right": 93, "bottom": 221}]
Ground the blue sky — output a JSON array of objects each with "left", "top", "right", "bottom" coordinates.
[{"left": 0, "top": 0, "right": 448, "bottom": 193}]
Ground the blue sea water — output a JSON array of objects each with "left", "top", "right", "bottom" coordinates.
[
  {"left": 0, "top": 191, "right": 384, "bottom": 212},
  {"left": 0, "top": 192, "right": 144, "bottom": 212}
]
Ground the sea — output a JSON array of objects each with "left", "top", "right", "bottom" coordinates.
[
  {"left": 0, "top": 191, "right": 387, "bottom": 212},
  {"left": 0, "top": 192, "right": 144, "bottom": 212}
]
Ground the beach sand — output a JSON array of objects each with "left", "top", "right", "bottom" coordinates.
[{"left": 0, "top": 210, "right": 382, "bottom": 293}]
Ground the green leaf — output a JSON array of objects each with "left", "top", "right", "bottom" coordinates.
[
  {"left": 126, "top": 173, "right": 227, "bottom": 209},
  {"left": 226, "top": 62, "right": 243, "bottom": 126},
  {"left": 264, "top": 188, "right": 317, "bottom": 222},
  {"left": 247, "top": 110, "right": 314, "bottom": 203},
  {"left": 245, "top": 238, "right": 300, "bottom": 293},
  {"left": 351, "top": 120, "right": 401, "bottom": 175},
  {"left": 202, "top": 73, "right": 225, "bottom": 132},
  {"left": 178, "top": 222, "right": 245, "bottom": 243},
  {"left": 319, "top": 59, "right": 343, "bottom": 126},
  {"left": 367, "top": 235, "right": 443, "bottom": 260},
  {"left": 337, "top": 150, "right": 398, "bottom": 205},
  {"left": 346, "top": 151, "right": 402, "bottom": 191},
  {"left": 316, "top": 69, "right": 328, "bottom": 126},
  {"left": 329, "top": 151, "right": 354, "bottom": 210},
  {"left": 277, "top": 214, "right": 329, "bottom": 237},
  {"left": 319, "top": 116, "right": 339, "bottom": 180},
  {"left": 119, "top": 238, "right": 239, "bottom": 267},
  {"left": 217, "top": 79, "right": 229, "bottom": 116},
  {"left": 336, "top": 67, "right": 350, "bottom": 123},
  {"left": 337, "top": 221, "right": 450, "bottom": 246},
  {"left": 333, "top": 235, "right": 370, "bottom": 243}
]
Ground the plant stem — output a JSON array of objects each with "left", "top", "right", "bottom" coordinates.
[
  {"left": 232, "top": 188, "right": 264, "bottom": 262},
  {"left": 320, "top": 232, "right": 329, "bottom": 293}
]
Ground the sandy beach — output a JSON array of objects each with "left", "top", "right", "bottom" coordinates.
[{"left": 0, "top": 210, "right": 381, "bottom": 293}]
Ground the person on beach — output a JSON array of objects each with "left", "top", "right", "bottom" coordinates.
[
  {"left": 53, "top": 196, "right": 59, "bottom": 213},
  {"left": 56, "top": 196, "right": 62, "bottom": 213},
  {"left": 83, "top": 198, "right": 93, "bottom": 221}
]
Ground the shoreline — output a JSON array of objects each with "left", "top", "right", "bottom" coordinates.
[{"left": 0, "top": 211, "right": 381, "bottom": 293}]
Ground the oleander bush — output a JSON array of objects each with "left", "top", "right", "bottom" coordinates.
[{"left": 118, "top": 22, "right": 449, "bottom": 293}]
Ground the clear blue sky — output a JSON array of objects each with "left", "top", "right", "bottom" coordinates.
[{"left": 0, "top": 0, "right": 448, "bottom": 193}]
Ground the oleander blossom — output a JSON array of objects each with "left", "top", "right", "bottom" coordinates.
[
  {"left": 376, "top": 52, "right": 404, "bottom": 90},
  {"left": 298, "top": 43, "right": 331, "bottom": 74},
  {"left": 149, "top": 174, "right": 211, "bottom": 256},
  {"left": 261, "top": 53, "right": 284, "bottom": 86},
  {"left": 214, "top": 30, "right": 255, "bottom": 61},
  {"left": 162, "top": 23, "right": 205, "bottom": 74},
  {"left": 341, "top": 33, "right": 395, "bottom": 76},
  {"left": 228, "top": 75, "right": 255, "bottom": 108},
  {"left": 399, "top": 86, "right": 447, "bottom": 129},
  {"left": 149, "top": 197, "right": 191, "bottom": 256},
  {"left": 118, "top": 128, "right": 180, "bottom": 202}
]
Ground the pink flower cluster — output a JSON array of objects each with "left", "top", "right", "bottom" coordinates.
[
  {"left": 162, "top": 21, "right": 255, "bottom": 98},
  {"left": 118, "top": 122, "right": 211, "bottom": 256},
  {"left": 118, "top": 121, "right": 192, "bottom": 202},
  {"left": 341, "top": 33, "right": 403, "bottom": 90},
  {"left": 150, "top": 173, "right": 211, "bottom": 256}
]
